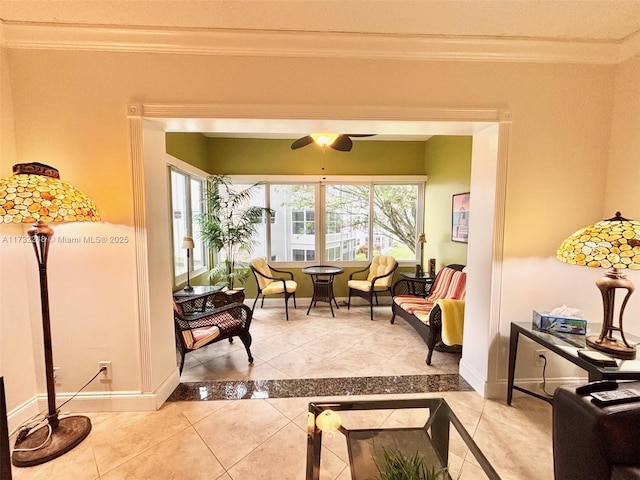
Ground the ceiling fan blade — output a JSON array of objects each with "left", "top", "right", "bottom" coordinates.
[
  {"left": 331, "top": 135, "right": 352, "bottom": 152},
  {"left": 291, "top": 135, "right": 314, "bottom": 150},
  {"left": 345, "top": 134, "right": 376, "bottom": 138}
]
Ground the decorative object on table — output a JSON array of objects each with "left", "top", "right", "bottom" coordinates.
[
  {"left": 0, "top": 163, "right": 100, "bottom": 467},
  {"left": 557, "top": 212, "right": 640, "bottom": 360},
  {"left": 415, "top": 264, "right": 422, "bottom": 276},
  {"left": 181, "top": 236, "right": 195, "bottom": 291},
  {"left": 198, "top": 175, "right": 273, "bottom": 289},
  {"left": 451, "top": 192, "right": 470, "bottom": 243},
  {"left": 428, "top": 258, "right": 436, "bottom": 278},
  {"left": 417, "top": 232, "right": 426, "bottom": 270},
  {"left": 532, "top": 306, "right": 587, "bottom": 335}
]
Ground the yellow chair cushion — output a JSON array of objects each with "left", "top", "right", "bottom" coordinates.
[
  {"left": 262, "top": 280, "right": 297, "bottom": 295},
  {"left": 348, "top": 279, "right": 391, "bottom": 292},
  {"left": 250, "top": 257, "right": 273, "bottom": 290},
  {"left": 366, "top": 255, "right": 397, "bottom": 287}
]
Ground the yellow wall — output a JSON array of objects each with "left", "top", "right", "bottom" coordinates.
[
  {"left": 424, "top": 136, "right": 472, "bottom": 270},
  {"left": 2, "top": 42, "right": 638, "bottom": 412}
]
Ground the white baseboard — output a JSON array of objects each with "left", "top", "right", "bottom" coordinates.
[
  {"left": 483, "top": 376, "right": 588, "bottom": 402},
  {"left": 7, "top": 368, "right": 182, "bottom": 433}
]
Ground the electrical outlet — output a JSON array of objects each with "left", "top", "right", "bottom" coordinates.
[
  {"left": 53, "top": 366, "right": 61, "bottom": 385},
  {"left": 534, "top": 349, "right": 547, "bottom": 367},
  {"left": 98, "top": 361, "right": 112, "bottom": 381}
]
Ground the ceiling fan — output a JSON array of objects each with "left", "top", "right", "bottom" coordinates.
[{"left": 290, "top": 133, "right": 376, "bottom": 152}]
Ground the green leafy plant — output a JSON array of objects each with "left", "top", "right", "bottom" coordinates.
[
  {"left": 373, "top": 447, "right": 446, "bottom": 480},
  {"left": 198, "top": 175, "right": 272, "bottom": 288}
]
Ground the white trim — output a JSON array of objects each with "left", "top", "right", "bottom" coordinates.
[
  {"left": 0, "top": 21, "right": 627, "bottom": 65},
  {"left": 229, "top": 174, "right": 428, "bottom": 184},
  {"left": 127, "top": 108, "right": 153, "bottom": 394}
]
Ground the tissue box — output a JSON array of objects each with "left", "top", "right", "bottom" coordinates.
[{"left": 532, "top": 310, "right": 587, "bottom": 335}]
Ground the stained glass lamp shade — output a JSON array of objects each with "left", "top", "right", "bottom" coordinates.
[
  {"left": 557, "top": 212, "right": 640, "bottom": 359},
  {"left": 0, "top": 163, "right": 100, "bottom": 467}
]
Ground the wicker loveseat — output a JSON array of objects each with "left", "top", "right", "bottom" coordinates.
[{"left": 390, "top": 264, "right": 466, "bottom": 365}]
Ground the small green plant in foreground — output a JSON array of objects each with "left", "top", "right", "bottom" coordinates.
[{"left": 373, "top": 447, "right": 447, "bottom": 480}]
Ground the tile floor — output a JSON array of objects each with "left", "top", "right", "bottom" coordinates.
[{"left": 9, "top": 302, "right": 554, "bottom": 479}]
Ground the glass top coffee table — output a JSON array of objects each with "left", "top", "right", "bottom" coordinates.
[{"left": 306, "top": 398, "right": 500, "bottom": 480}]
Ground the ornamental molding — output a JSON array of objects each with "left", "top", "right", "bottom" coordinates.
[{"left": 2, "top": 21, "right": 637, "bottom": 65}]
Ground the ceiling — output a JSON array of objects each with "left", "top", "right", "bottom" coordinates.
[
  {"left": 3, "top": 1, "right": 639, "bottom": 141},
  {"left": 2, "top": 0, "right": 640, "bottom": 43}
]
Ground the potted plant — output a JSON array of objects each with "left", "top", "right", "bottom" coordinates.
[
  {"left": 373, "top": 447, "right": 447, "bottom": 480},
  {"left": 198, "top": 174, "right": 272, "bottom": 289}
]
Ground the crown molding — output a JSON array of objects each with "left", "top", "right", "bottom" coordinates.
[{"left": 0, "top": 21, "right": 629, "bottom": 65}]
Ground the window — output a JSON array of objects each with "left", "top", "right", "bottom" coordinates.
[
  {"left": 269, "top": 184, "right": 316, "bottom": 262},
  {"left": 170, "top": 167, "right": 207, "bottom": 286},
  {"left": 231, "top": 176, "right": 424, "bottom": 265}
]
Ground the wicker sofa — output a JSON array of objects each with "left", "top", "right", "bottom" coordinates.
[{"left": 390, "top": 264, "right": 466, "bottom": 365}]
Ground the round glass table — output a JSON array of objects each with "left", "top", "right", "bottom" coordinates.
[{"left": 302, "top": 265, "right": 344, "bottom": 317}]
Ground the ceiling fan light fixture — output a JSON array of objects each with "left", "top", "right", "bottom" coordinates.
[{"left": 310, "top": 133, "right": 339, "bottom": 147}]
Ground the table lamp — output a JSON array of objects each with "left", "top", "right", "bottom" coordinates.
[
  {"left": 557, "top": 212, "right": 640, "bottom": 360},
  {"left": 0, "top": 163, "right": 100, "bottom": 466},
  {"left": 182, "top": 236, "right": 195, "bottom": 291}
]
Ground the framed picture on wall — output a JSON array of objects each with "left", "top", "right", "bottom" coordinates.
[{"left": 452, "top": 192, "right": 470, "bottom": 243}]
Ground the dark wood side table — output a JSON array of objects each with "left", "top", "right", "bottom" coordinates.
[
  {"left": 399, "top": 271, "right": 435, "bottom": 297},
  {"left": 302, "top": 265, "right": 344, "bottom": 317},
  {"left": 173, "top": 285, "right": 245, "bottom": 314}
]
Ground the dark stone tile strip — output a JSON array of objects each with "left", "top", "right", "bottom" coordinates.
[{"left": 166, "top": 374, "right": 472, "bottom": 401}]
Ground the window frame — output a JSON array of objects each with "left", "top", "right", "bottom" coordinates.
[
  {"left": 230, "top": 175, "right": 426, "bottom": 268},
  {"left": 168, "top": 165, "right": 209, "bottom": 288}
]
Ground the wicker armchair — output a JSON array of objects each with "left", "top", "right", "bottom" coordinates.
[
  {"left": 173, "top": 301, "right": 254, "bottom": 374},
  {"left": 347, "top": 255, "right": 398, "bottom": 320},
  {"left": 250, "top": 258, "right": 297, "bottom": 320}
]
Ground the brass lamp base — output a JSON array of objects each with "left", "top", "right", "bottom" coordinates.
[
  {"left": 12, "top": 415, "right": 91, "bottom": 467},
  {"left": 586, "top": 335, "right": 637, "bottom": 360}
]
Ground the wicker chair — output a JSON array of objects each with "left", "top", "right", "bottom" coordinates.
[
  {"left": 173, "top": 301, "right": 254, "bottom": 374},
  {"left": 347, "top": 255, "right": 398, "bottom": 320},
  {"left": 249, "top": 257, "right": 297, "bottom": 320}
]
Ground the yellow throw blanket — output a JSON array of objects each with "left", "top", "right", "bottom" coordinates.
[{"left": 435, "top": 299, "right": 465, "bottom": 346}]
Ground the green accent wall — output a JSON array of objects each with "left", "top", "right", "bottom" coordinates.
[
  {"left": 166, "top": 132, "right": 210, "bottom": 172},
  {"left": 207, "top": 138, "right": 427, "bottom": 175},
  {"left": 424, "top": 136, "right": 472, "bottom": 271}
]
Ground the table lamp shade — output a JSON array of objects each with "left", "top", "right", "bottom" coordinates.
[
  {"left": 557, "top": 212, "right": 640, "bottom": 270},
  {"left": 557, "top": 212, "right": 640, "bottom": 360},
  {"left": 182, "top": 236, "right": 195, "bottom": 249},
  {"left": 0, "top": 163, "right": 100, "bottom": 224}
]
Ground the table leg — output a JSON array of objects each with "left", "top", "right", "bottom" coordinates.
[
  {"left": 507, "top": 324, "right": 519, "bottom": 406},
  {"left": 429, "top": 405, "right": 450, "bottom": 467}
]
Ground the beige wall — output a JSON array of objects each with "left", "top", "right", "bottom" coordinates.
[{"left": 2, "top": 42, "right": 639, "bottom": 413}]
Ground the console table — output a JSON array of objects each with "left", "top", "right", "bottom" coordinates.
[{"left": 507, "top": 321, "right": 640, "bottom": 405}]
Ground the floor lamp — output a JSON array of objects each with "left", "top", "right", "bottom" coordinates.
[
  {"left": 182, "top": 236, "right": 195, "bottom": 291},
  {"left": 0, "top": 163, "right": 100, "bottom": 467}
]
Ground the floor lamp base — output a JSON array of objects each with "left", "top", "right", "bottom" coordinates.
[
  {"left": 12, "top": 415, "right": 91, "bottom": 467},
  {"left": 586, "top": 335, "right": 637, "bottom": 360}
]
